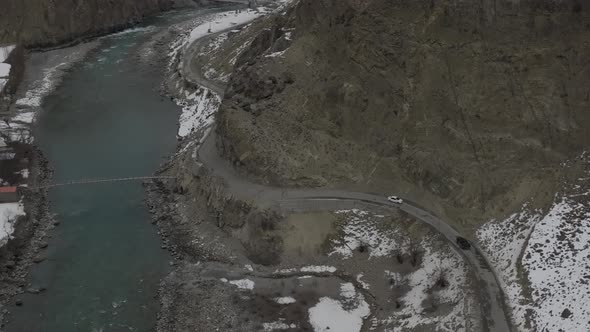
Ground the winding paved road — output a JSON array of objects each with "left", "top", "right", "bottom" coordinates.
[
  {"left": 182, "top": 31, "right": 226, "bottom": 95},
  {"left": 180, "top": 20, "right": 513, "bottom": 332}
]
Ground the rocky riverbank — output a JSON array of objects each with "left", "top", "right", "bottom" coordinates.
[
  {"left": 0, "top": 147, "right": 55, "bottom": 328},
  {"left": 0, "top": 39, "right": 101, "bottom": 328}
]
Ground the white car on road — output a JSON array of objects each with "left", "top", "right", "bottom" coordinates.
[{"left": 387, "top": 196, "right": 403, "bottom": 204}]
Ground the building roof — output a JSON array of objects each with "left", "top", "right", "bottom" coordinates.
[{"left": 0, "top": 187, "right": 17, "bottom": 193}]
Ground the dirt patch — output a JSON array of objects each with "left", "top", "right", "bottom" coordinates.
[{"left": 280, "top": 212, "right": 337, "bottom": 258}]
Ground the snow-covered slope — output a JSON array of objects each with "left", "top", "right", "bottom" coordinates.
[
  {"left": 0, "top": 45, "right": 15, "bottom": 62},
  {"left": 479, "top": 153, "right": 590, "bottom": 331},
  {"left": 0, "top": 45, "right": 14, "bottom": 92},
  {"left": 187, "top": 9, "right": 264, "bottom": 46},
  {"left": 0, "top": 202, "right": 25, "bottom": 246}
]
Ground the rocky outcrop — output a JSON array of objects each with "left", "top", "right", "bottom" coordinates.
[
  {"left": 149, "top": 147, "right": 285, "bottom": 266},
  {"left": 0, "top": 0, "right": 211, "bottom": 48},
  {"left": 1, "top": 44, "right": 24, "bottom": 95},
  {"left": 217, "top": 0, "right": 590, "bottom": 228}
]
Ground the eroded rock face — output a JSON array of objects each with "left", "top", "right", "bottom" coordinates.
[
  {"left": 217, "top": 0, "right": 590, "bottom": 225},
  {"left": 0, "top": 0, "right": 207, "bottom": 47}
]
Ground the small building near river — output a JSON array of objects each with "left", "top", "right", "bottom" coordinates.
[{"left": 0, "top": 187, "right": 18, "bottom": 203}]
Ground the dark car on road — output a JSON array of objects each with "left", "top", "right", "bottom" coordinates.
[{"left": 456, "top": 236, "right": 471, "bottom": 250}]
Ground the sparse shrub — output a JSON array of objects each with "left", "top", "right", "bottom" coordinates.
[
  {"left": 436, "top": 273, "right": 448, "bottom": 288},
  {"left": 388, "top": 273, "right": 405, "bottom": 289},
  {"left": 358, "top": 241, "right": 368, "bottom": 253},
  {"left": 392, "top": 249, "right": 404, "bottom": 264},
  {"left": 572, "top": 2, "right": 582, "bottom": 13},
  {"left": 432, "top": 266, "right": 449, "bottom": 289},
  {"left": 406, "top": 239, "right": 423, "bottom": 267}
]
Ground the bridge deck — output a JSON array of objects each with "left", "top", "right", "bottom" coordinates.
[{"left": 29, "top": 176, "right": 175, "bottom": 190}]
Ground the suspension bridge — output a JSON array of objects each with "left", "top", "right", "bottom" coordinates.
[{"left": 28, "top": 176, "right": 176, "bottom": 190}]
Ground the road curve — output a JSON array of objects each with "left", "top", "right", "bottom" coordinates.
[
  {"left": 182, "top": 31, "right": 226, "bottom": 96},
  {"left": 181, "top": 17, "right": 255, "bottom": 97},
  {"left": 180, "top": 21, "right": 514, "bottom": 332}
]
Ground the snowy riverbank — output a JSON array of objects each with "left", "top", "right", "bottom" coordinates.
[
  {"left": 166, "top": 8, "right": 267, "bottom": 139},
  {"left": 4, "top": 42, "right": 100, "bottom": 145},
  {"left": 0, "top": 202, "right": 25, "bottom": 246},
  {"left": 0, "top": 44, "right": 15, "bottom": 92}
]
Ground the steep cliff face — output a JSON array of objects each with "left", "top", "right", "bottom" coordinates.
[
  {"left": 216, "top": 0, "right": 590, "bottom": 227},
  {"left": 0, "top": 0, "right": 208, "bottom": 47}
]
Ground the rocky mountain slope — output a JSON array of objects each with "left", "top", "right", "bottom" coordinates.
[
  {"left": 0, "top": 0, "right": 210, "bottom": 47},
  {"left": 216, "top": 0, "right": 590, "bottom": 230}
]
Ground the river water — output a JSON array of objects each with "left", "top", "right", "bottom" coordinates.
[{"left": 5, "top": 11, "right": 203, "bottom": 332}]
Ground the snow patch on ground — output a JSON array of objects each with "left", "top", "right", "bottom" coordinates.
[
  {"left": 522, "top": 196, "right": 590, "bottom": 331},
  {"left": 203, "top": 68, "right": 218, "bottom": 80},
  {"left": 277, "top": 0, "right": 297, "bottom": 14},
  {"left": 0, "top": 152, "right": 16, "bottom": 161},
  {"left": 0, "top": 63, "right": 11, "bottom": 78},
  {"left": 229, "top": 37, "right": 255, "bottom": 66},
  {"left": 0, "top": 60, "right": 10, "bottom": 91},
  {"left": 187, "top": 10, "right": 263, "bottom": 45},
  {"left": 274, "top": 266, "right": 337, "bottom": 275},
  {"left": 176, "top": 89, "right": 220, "bottom": 138},
  {"left": 340, "top": 282, "right": 356, "bottom": 298},
  {"left": 265, "top": 50, "right": 287, "bottom": 58},
  {"left": 12, "top": 111, "right": 35, "bottom": 124},
  {"left": 228, "top": 278, "right": 255, "bottom": 290},
  {"left": 356, "top": 273, "right": 370, "bottom": 290},
  {"left": 274, "top": 296, "right": 296, "bottom": 304},
  {"left": 331, "top": 209, "right": 402, "bottom": 259},
  {"left": 0, "top": 121, "right": 32, "bottom": 144},
  {"left": 16, "top": 62, "right": 67, "bottom": 107},
  {"left": 0, "top": 45, "right": 15, "bottom": 63},
  {"left": 300, "top": 265, "right": 337, "bottom": 273},
  {"left": 15, "top": 169, "right": 29, "bottom": 179},
  {"left": 263, "top": 320, "right": 297, "bottom": 331},
  {"left": 0, "top": 202, "right": 25, "bottom": 246},
  {"left": 379, "top": 240, "right": 469, "bottom": 331},
  {"left": 308, "top": 282, "right": 370, "bottom": 332}
]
